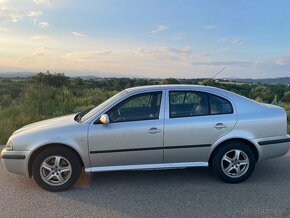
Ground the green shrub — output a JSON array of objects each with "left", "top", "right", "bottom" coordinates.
[{"left": 0, "top": 72, "right": 289, "bottom": 144}]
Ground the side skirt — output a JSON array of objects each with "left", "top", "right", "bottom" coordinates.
[{"left": 85, "top": 162, "right": 208, "bottom": 173}]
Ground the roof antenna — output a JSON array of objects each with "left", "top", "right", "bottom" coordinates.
[{"left": 203, "top": 67, "right": 225, "bottom": 86}]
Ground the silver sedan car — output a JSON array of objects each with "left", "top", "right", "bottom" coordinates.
[{"left": 1, "top": 85, "right": 290, "bottom": 191}]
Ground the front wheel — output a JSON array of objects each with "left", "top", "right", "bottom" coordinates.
[
  {"left": 32, "top": 147, "right": 81, "bottom": 192},
  {"left": 211, "top": 142, "right": 256, "bottom": 183}
]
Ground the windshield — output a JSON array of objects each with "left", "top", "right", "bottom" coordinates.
[{"left": 80, "top": 90, "right": 127, "bottom": 123}]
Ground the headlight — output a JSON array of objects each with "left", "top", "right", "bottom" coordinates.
[{"left": 5, "top": 141, "right": 13, "bottom": 150}]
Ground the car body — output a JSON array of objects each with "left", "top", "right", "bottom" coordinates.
[{"left": 1, "top": 85, "right": 290, "bottom": 191}]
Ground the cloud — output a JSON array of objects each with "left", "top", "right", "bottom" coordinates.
[
  {"left": 204, "top": 25, "right": 216, "bottom": 30},
  {"left": 217, "top": 47, "right": 230, "bottom": 52},
  {"left": 135, "top": 47, "right": 259, "bottom": 73},
  {"left": 0, "top": 27, "right": 9, "bottom": 31},
  {"left": 151, "top": 25, "right": 168, "bottom": 33},
  {"left": 175, "top": 34, "right": 185, "bottom": 40},
  {"left": 137, "top": 46, "right": 192, "bottom": 58},
  {"left": 34, "top": 0, "right": 50, "bottom": 6},
  {"left": 72, "top": 32, "right": 86, "bottom": 37},
  {"left": 136, "top": 45, "right": 212, "bottom": 64},
  {"left": 231, "top": 37, "right": 244, "bottom": 44},
  {"left": 275, "top": 59, "right": 286, "bottom": 66},
  {"left": 0, "top": 7, "right": 23, "bottom": 22},
  {"left": 38, "top": 21, "right": 49, "bottom": 28},
  {"left": 136, "top": 46, "right": 208, "bottom": 66},
  {"left": 32, "top": 46, "right": 50, "bottom": 57},
  {"left": 62, "top": 50, "right": 113, "bottom": 62},
  {"left": 217, "top": 37, "right": 228, "bottom": 43},
  {"left": 30, "top": 35, "right": 48, "bottom": 40},
  {"left": 175, "top": 36, "right": 182, "bottom": 40},
  {"left": 27, "top": 11, "right": 43, "bottom": 17},
  {"left": 217, "top": 37, "right": 245, "bottom": 45},
  {"left": 0, "top": 7, "right": 42, "bottom": 23},
  {"left": 275, "top": 56, "right": 290, "bottom": 66},
  {"left": 191, "top": 60, "right": 257, "bottom": 66},
  {"left": 191, "top": 52, "right": 210, "bottom": 58}
]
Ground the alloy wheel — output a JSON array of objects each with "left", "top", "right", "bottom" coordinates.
[
  {"left": 40, "top": 155, "right": 72, "bottom": 186},
  {"left": 221, "top": 149, "right": 249, "bottom": 178}
]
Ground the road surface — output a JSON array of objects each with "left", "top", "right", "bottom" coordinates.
[{"left": 1, "top": 145, "right": 290, "bottom": 218}]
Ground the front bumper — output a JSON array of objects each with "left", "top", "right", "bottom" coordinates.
[
  {"left": 1, "top": 148, "right": 30, "bottom": 177},
  {"left": 254, "top": 135, "right": 290, "bottom": 161}
]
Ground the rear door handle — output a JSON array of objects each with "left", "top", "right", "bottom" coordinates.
[
  {"left": 214, "top": 123, "right": 226, "bottom": 130},
  {"left": 148, "top": 127, "right": 161, "bottom": 134}
]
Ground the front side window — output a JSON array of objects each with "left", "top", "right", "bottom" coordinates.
[
  {"left": 80, "top": 90, "right": 127, "bottom": 123},
  {"left": 106, "top": 92, "right": 162, "bottom": 123}
]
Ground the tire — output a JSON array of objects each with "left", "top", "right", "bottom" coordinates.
[
  {"left": 211, "top": 141, "right": 256, "bottom": 183},
  {"left": 32, "top": 146, "right": 81, "bottom": 192}
]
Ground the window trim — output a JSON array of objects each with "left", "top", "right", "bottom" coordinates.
[{"left": 168, "top": 90, "right": 234, "bottom": 119}]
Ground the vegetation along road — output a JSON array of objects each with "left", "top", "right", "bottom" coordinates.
[{"left": 0, "top": 72, "right": 289, "bottom": 144}]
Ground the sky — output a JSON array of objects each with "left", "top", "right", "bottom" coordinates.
[{"left": 0, "top": 0, "right": 290, "bottom": 78}]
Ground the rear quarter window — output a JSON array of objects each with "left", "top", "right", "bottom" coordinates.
[{"left": 209, "top": 94, "right": 233, "bottom": 115}]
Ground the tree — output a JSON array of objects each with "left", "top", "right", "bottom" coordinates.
[
  {"left": 31, "top": 71, "right": 69, "bottom": 87},
  {"left": 0, "top": 94, "right": 12, "bottom": 108},
  {"left": 72, "top": 77, "right": 84, "bottom": 87},
  {"left": 0, "top": 78, "right": 12, "bottom": 83},
  {"left": 161, "top": 78, "right": 180, "bottom": 84},
  {"left": 272, "top": 95, "right": 279, "bottom": 105},
  {"left": 285, "top": 91, "right": 290, "bottom": 103},
  {"left": 249, "top": 86, "right": 274, "bottom": 103}
]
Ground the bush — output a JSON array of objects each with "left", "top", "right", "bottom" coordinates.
[
  {"left": 0, "top": 73, "right": 289, "bottom": 144},
  {"left": 0, "top": 82, "right": 117, "bottom": 143}
]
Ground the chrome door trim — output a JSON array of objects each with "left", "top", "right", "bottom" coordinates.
[{"left": 85, "top": 161, "right": 208, "bottom": 173}]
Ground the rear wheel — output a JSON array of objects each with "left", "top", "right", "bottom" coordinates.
[
  {"left": 32, "top": 147, "right": 81, "bottom": 192},
  {"left": 211, "top": 142, "right": 256, "bottom": 183}
]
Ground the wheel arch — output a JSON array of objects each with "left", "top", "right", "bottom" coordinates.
[
  {"left": 208, "top": 138, "right": 259, "bottom": 167},
  {"left": 28, "top": 143, "right": 84, "bottom": 177}
]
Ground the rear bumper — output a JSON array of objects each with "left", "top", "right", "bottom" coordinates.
[
  {"left": 254, "top": 135, "right": 290, "bottom": 161},
  {"left": 1, "top": 148, "right": 30, "bottom": 177}
]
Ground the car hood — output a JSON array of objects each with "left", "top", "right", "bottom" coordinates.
[{"left": 13, "top": 114, "right": 78, "bottom": 135}]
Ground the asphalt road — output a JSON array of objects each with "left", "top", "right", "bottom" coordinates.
[{"left": 1, "top": 145, "right": 290, "bottom": 218}]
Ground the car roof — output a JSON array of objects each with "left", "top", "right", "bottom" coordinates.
[{"left": 125, "top": 84, "right": 226, "bottom": 94}]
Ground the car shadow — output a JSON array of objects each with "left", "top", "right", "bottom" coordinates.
[{"left": 56, "top": 156, "right": 290, "bottom": 217}]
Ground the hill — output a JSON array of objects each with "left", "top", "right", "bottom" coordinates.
[{"left": 233, "top": 77, "right": 290, "bottom": 85}]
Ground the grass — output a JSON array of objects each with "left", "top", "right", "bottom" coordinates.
[{"left": 0, "top": 75, "right": 289, "bottom": 143}]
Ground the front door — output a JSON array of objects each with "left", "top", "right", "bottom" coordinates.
[{"left": 88, "top": 91, "right": 165, "bottom": 167}]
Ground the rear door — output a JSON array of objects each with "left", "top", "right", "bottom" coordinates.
[{"left": 164, "top": 90, "right": 237, "bottom": 163}]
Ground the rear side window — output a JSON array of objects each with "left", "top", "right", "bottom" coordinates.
[
  {"left": 209, "top": 94, "right": 233, "bottom": 115},
  {"left": 169, "top": 91, "right": 209, "bottom": 118},
  {"left": 169, "top": 91, "right": 233, "bottom": 118}
]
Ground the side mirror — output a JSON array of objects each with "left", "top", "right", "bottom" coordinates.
[{"left": 99, "top": 114, "right": 110, "bottom": 124}]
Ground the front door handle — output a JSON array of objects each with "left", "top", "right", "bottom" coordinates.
[
  {"left": 148, "top": 127, "right": 161, "bottom": 134},
  {"left": 214, "top": 123, "right": 226, "bottom": 130}
]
